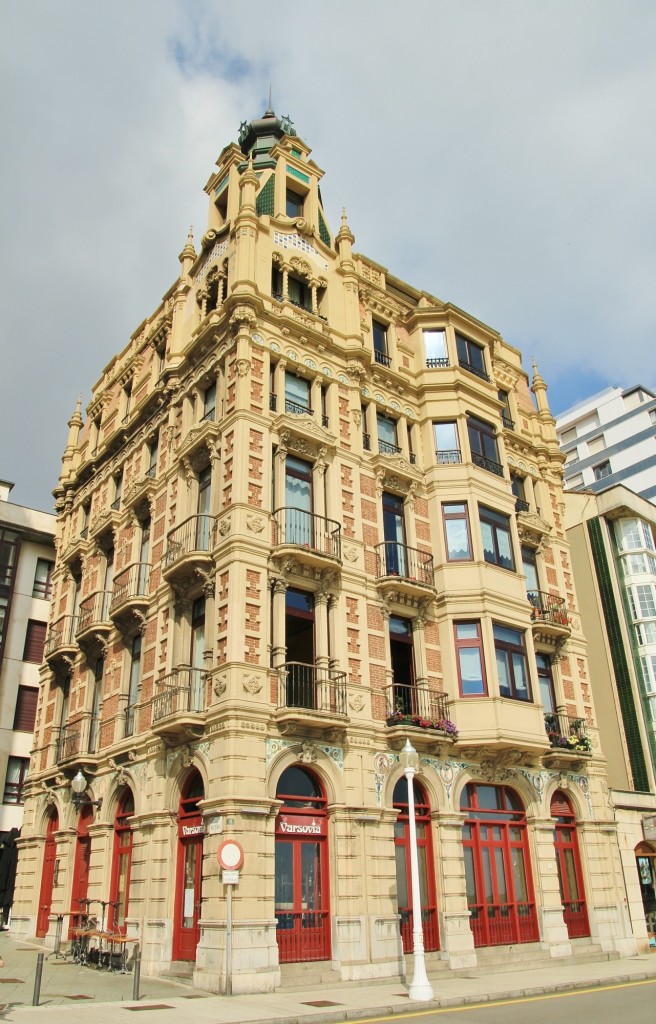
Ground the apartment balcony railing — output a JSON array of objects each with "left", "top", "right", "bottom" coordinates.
[
  {"left": 45, "top": 615, "right": 78, "bottom": 663},
  {"left": 374, "top": 350, "right": 391, "bottom": 367},
  {"left": 378, "top": 439, "right": 401, "bottom": 455},
  {"left": 471, "top": 452, "right": 504, "bottom": 477},
  {"left": 77, "top": 590, "right": 112, "bottom": 638},
  {"left": 529, "top": 590, "right": 571, "bottom": 636},
  {"left": 544, "top": 710, "right": 591, "bottom": 754},
  {"left": 435, "top": 449, "right": 462, "bottom": 465},
  {"left": 285, "top": 398, "right": 312, "bottom": 417},
  {"left": 458, "top": 359, "right": 491, "bottom": 382},
  {"left": 375, "top": 542, "right": 434, "bottom": 587},
  {"left": 362, "top": 432, "right": 371, "bottom": 451},
  {"left": 56, "top": 717, "right": 100, "bottom": 764},
  {"left": 151, "top": 666, "right": 207, "bottom": 726},
  {"left": 384, "top": 682, "right": 452, "bottom": 728},
  {"left": 163, "top": 515, "right": 216, "bottom": 578},
  {"left": 111, "top": 562, "right": 151, "bottom": 611},
  {"left": 270, "top": 394, "right": 277, "bottom": 412},
  {"left": 276, "top": 662, "right": 348, "bottom": 717},
  {"left": 515, "top": 498, "right": 530, "bottom": 513},
  {"left": 426, "top": 357, "right": 449, "bottom": 368},
  {"left": 501, "top": 412, "right": 515, "bottom": 430},
  {"left": 272, "top": 508, "right": 341, "bottom": 560}
]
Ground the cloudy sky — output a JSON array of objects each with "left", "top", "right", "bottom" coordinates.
[{"left": 1, "top": 1, "right": 655, "bottom": 512}]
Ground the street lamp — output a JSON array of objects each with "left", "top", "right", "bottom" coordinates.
[
  {"left": 70, "top": 769, "right": 102, "bottom": 812},
  {"left": 399, "top": 738, "right": 433, "bottom": 1002}
]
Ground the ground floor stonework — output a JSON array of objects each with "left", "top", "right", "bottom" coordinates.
[{"left": 11, "top": 727, "right": 648, "bottom": 993}]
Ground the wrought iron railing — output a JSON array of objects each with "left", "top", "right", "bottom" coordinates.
[
  {"left": 285, "top": 398, "right": 312, "bottom": 416},
  {"left": 362, "top": 432, "right": 371, "bottom": 451},
  {"left": 77, "top": 590, "right": 112, "bottom": 634},
  {"left": 269, "top": 394, "right": 277, "bottom": 412},
  {"left": 471, "top": 452, "right": 504, "bottom": 476},
  {"left": 426, "top": 357, "right": 449, "bottom": 368},
  {"left": 435, "top": 449, "right": 462, "bottom": 465},
  {"left": 272, "top": 508, "right": 341, "bottom": 559},
  {"left": 151, "top": 666, "right": 207, "bottom": 723},
  {"left": 469, "top": 901, "right": 539, "bottom": 947},
  {"left": 384, "top": 681, "right": 450, "bottom": 723},
  {"left": 111, "top": 562, "right": 151, "bottom": 610},
  {"left": 163, "top": 515, "right": 216, "bottom": 568},
  {"left": 277, "top": 662, "right": 348, "bottom": 715},
  {"left": 544, "top": 710, "right": 590, "bottom": 750},
  {"left": 529, "top": 590, "right": 570, "bottom": 628},
  {"left": 515, "top": 498, "right": 530, "bottom": 513},
  {"left": 45, "top": 615, "right": 78, "bottom": 657},
  {"left": 458, "top": 359, "right": 491, "bottom": 382},
  {"left": 56, "top": 716, "right": 99, "bottom": 763},
  {"left": 374, "top": 350, "right": 391, "bottom": 367},
  {"left": 375, "top": 542, "right": 434, "bottom": 585},
  {"left": 501, "top": 412, "right": 515, "bottom": 430},
  {"left": 378, "top": 438, "right": 401, "bottom": 455}
]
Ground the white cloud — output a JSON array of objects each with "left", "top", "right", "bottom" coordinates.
[{"left": 1, "top": 0, "right": 655, "bottom": 509}]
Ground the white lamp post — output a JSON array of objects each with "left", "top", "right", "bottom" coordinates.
[
  {"left": 70, "top": 769, "right": 102, "bottom": 812},
  {"left": 399, "top": 738, "right": 434, "bottom": 1001}
]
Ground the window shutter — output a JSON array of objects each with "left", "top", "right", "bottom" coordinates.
[
  {"left": 13, "top": 685, "right": 39, "bottom": 732},
  {"left": 23, "top": 620, "right": 47, "bottom": 663}
]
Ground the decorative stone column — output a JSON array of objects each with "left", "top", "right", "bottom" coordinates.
[{"left": 434, "top": 811, "right": 477, "bottom": 969}]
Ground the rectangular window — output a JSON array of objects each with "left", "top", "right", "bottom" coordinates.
[
  {"left": 377, "top": 413, "right": 400, "bottom": 454},
  {"left": 285, "top": 372, "right": 311, "bottom": 414},
  {"left": 633, "top": 584, "right": 656, "bottom": 618},
  {"left": 147, "top": 435, "right": 159, "bottom": 478},
  {"left": 636, "top": 622, "right": 656, "bottom": 645},
  {"left": 521, "top": 546, "right": 539, "bottom": 595},
  {"left": 121, "top": 382, "right": 132, "bottom": 424},
  {"left": 288, "top": 275, "right": 311, "bottom": 310},
  {"left": 456, "top": 333, "right": 489, "bottom": 381},
  {"left": 468, "top": 416, "right": 502, "bottom": 475},
  {"left": 361, "top": 404, "right": 370, "bottom": 451},
  {"left": 480, "top": 507, "right": 515, "bottom": 571},
  {"left": 593, "top": 460, "right": 611, "bottom": 481},
  {"left": 286, "top": 188, "right": 304, "bottom": 218},
  {"left": 126, "top": 635, "right": 142, "bottom": 737},
  {"left": 512, "top": 475, "right": 529, "bottom": 512},
  {"left": 498, "top": 389, "right": 514, "bottom": 429},
  {"left": 202, "top": 382, "right": 216, "bottom": 422},
  {"left": 13, "top": 685, "right": 39, "bottom": 732},
  {"left": 372, "top": 319, "right": 391, "bottom": 367},
  {"left": 443, "top": 503, "right": 472, "bottom": 561},
  {"left": 32, "top": 558, "right": 54, "bottom": 599},
  {"left": 112, "top": 473, "right": 123, "bottom": 511},
  {"left": 3, "top": 756, "right": 29, "bottom": 804},
  {"left": 587, "top": 434, "right": 606, "bottom": 456},
  {"left": 433, "top": 421, "right": 461, "bottom": 464},
  {"left": 455, "top": 622, "right": 487, "bottom": 695},
  {"left": 423, "top": 329, "right": 448, "bottom": 368},
  {"left": 640, "top": 655, "right": 656, "bottom": 694},
  {"left": 23, "top": 620, "right": 47, "bottom": 663},
  {"left": 536, "top": 653, "right": 556, "bottom": 713},
  {"left": 494, "top": 625, "right": 531, "bottom": 701},
  {"left": 0, "top": 528, "right": 20, "bottom": 589}
]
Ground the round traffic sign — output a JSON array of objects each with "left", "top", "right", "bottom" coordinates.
[{"left": 217, "top": 839, "right": 244, "bottom": 870}]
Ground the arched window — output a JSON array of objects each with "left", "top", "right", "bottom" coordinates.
[
  {"left": 274, "top": 766, "right": 330, "bottom": 963},
  {"left": 551, "top": 791, "right": 590, "bottom": 938},
  {"left": 393, "top": 776, "right": 439, "bottom": 952},
  {"left": 461, "top": 783, "right": 538, "bottom": 946},
  {"left": 109, "top": 788, "right": 135, "bottom": 933}
]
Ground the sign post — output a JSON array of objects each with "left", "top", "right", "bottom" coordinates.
[{"left": 217, "top": 840, "right": 244, "bottom": 996}]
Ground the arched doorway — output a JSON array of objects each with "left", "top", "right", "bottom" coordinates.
[
  {"left": 36, "top": 809, "right": 59, "bottom": 937},
  {"left": 172, "top": 770, "right": 204, "bottom": 961},
  {"left": 109, "top": 788, "right": 135, "bottom": 933},
  {"left": 393, "top": 776, "right": 439, "bottom": 952},
  {"left": 275, "top": 765, "right": 330, "bottom": 962},
  {"left": 69, "top": 804, "right": 93, "bottom": 936},
  {"left": 635, "top": 841, "right": 656, "bottom": 941},
  {"left": 461, "top": 782, "right": 539, "bottom": 946},
  {"left": 550, "top": 791, "right": 590, "bottom": 938}
]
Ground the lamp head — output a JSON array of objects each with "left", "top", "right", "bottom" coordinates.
[
  {"left": 71, "top": 769, "right": 87, "bottom": 795},
  {"left": 400, "top": 739, "right": 419, "bottom": 771}
]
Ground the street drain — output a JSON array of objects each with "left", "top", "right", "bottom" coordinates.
[{"left": 302, "top": 1000, "right": 343, "bottom": 1007}]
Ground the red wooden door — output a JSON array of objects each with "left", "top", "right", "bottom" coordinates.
[
  {"left": 551, "top": 791, "right": 590, "bottom": 938},
  {"left": 69, "top": 805, "right": 93, "bottom": 936},
  {"left": 36, "top": 811, "right": 59, "bottom": 937},
  {"left": 172, "top": 772, "right": 204, "bottom": 962}
]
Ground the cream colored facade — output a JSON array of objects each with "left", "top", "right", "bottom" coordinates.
[{"left": 11, "top": 110, "right": 639, "bottom": 991}]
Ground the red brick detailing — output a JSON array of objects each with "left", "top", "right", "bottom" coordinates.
[
  {"left": 415, "top": 520, "right": 431, "bottom": 542},
  {"left": 346, "top": 597, "right": 359, "bottom": 624},
  {"left": 347, "top": 628, "right": 360, "bottom": 654},
  {"left": 248, "top": 483, "right": 262, "bottom": 507},
  {"left": 563, "top": 680, "right": 576, "bottom": 701},
  {"left": 348, "top": 658, "right": 362, "bottom": 684},
  {"left": 367, "top": 603, "right": 383, "bottom": 631},
  {"left": 343, "top": 515, "right": 355, "bottom": 538},
  {"left": 363, "top": 524, "right": 379, "bottom": 548},
  {"left": 368, "top": 633, "right": 386, "bottom": 660},
  {"left": 543, "top": 546, "right": 554, "bottom": 564},
  {"left": 359, "top": 474, "right": 375, "bottom": 497},
  {"left": 546, "top": 566, "right": 558, "bottom": 585},
  {"left": 246, "top": 570, "right": 261, "bottom": 599},
  {"left": 364, "top": 550, "right": 377, "bottom": 576},
  {"left": 342, "top": 490, "right": 354, "bottom": 514}
]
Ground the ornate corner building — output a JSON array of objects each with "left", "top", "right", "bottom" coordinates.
[{"left": 11, "top": 110, "right": 641, "bottom": 991}]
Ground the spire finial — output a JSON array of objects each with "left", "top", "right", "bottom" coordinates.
[{"left": 265, "top": 85, "right": 274, "bottom": 116}]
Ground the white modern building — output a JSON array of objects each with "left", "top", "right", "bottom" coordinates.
[
  {"left": 0, "top": 481, "right": 56, "bottom": 831},
  {"left": 556, "top": 386, "right": 656, "bottom": 503}
]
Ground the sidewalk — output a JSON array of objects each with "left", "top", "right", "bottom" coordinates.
[{"left": 1, "top": 933, "right": 655, "bottom": 1024}]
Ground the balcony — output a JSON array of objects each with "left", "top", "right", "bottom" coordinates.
[
  {"left": 162, "top": 515, "right": 216, "bottom": 586},
  {"left": 176, "top": 417, "right": 221, "bottom": 466},
  {"left": 374, "top": 350, "right": 391, "bottom": 368},
  {"left": 514, "top": 498, "right": 530, "bottom": 513},
  {"left": 448, "top": 694, "right": 550, "bottom": 756},
  {"left": 458, "top": 359, "right": 491, "bottom": 383},
  {"left": 149, "top": 666, "right": 207, "bottom": 742},
  {"left": 543, "top": 710, "right": 592, "bottom": 768},
  {"left": 123, "top": 473, "right": 158, "bottom": 515},
  {"left": 375, "top": 542, "right": 435, "bottom": 596},
  {"left": 111, "top": 562, "right": 151, "bottom": 630},
  {"left": 272, "top": 508, "right": 341, "bottom": 566},
  {"left": 76, "top": 590, "right": 113, "bottom": 648},
  {"left": 384, "top": 682, "right": 457, "bottom": 751},
  {"left": 378, "top": 438, "right": 401, "bottom": 456},
  {"left": 501, "top": 412, "right": 515, "bottom": 430},
  {"left": 44, "top": 615, "right": 78, "bottom": 670},
  {"left": 426, "top": 357, "right": 449, "bottom": 369},
  {"left": 274, "top": 662, "right": 348, "bottom": 737},
  {"left": 472, "top": 452, "right": 504, "bottom": 477},
  {"left": 528, "top": 590, "right": 571, "bottom": 644},
  {"left": 56, "top": 717, "right": 100, "bottom": 769},
  {"left": 435, "top": 449, "right": 462, "bottom": 465}
]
